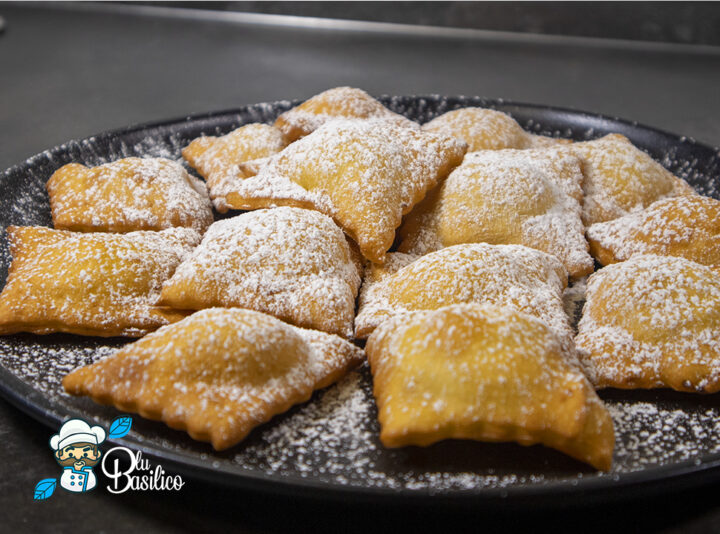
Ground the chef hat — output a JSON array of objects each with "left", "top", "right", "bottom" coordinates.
[{"left": 50, "top": 418, "right": 107, "bottom": 451}]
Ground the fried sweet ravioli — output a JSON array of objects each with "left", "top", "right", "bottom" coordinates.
[
  {"left": 63, "top": 308, "right": 364, "bottom": 450},
  {"left": 366, "top": 304, "right": 614, "bottom": 470},
  {"left": 159, "top": 207, "right": 362, "bottom": 337},
  {"left": 421, "top": 107, "right": 570, "bottom": 151},
  {"left": 586, "top": 195, "right": 720, "bottom": 267},
  {"left": 398, "top": 147, "right": 593, "bottom": 277},
  {"left": 47, "top": 157, "right": 213, "bottom": 233},
  {"left": 570, "top": 134, "right": 695, "bottom": 225},
  {"left": 576, "top": 255, "right": 720, "bottom": 392},
  {"left": 215, "top": 118, "right": 467, "bottom": 263},
  {"left": 354, "top": 244, "right": 576, "bottom": 358},
  {"left": 182, "top": 123, "right": 287, "bottom": 210},
  {"left": 0, "top": 226, "right": 200, "bottom": 337},
  {"left": 274, "top": 86, "right": 418, "bottom": 142}
]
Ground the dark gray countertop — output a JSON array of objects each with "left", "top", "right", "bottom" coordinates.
[{"left": 2, "top": 3, "right": 720, "bottom": 532}]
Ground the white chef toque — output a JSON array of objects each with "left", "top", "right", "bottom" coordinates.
[{"left": 50, "top": 418, "right": 107, "bottom": 451}]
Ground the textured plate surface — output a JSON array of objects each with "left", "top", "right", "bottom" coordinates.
[{"left": 1, "top": 96, "right": 720, "bottom": 505}]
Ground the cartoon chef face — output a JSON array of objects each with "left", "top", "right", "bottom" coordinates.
[
  {"left": 55, "top": 441, "right": 102, "bottom": 470},
  {"left": 50, "top": 419, "right": 106, "bottom": 471}
]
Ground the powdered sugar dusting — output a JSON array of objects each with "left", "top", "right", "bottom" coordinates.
[
  {"left": 238, "top": 368, "right": 378, "bottom": 480},
  {"left": 0, "top": 337, "right": 120, "bottom": 398},
  {"left": 365, "top": 304, "right": 612, "bottom": 469},
  {"left": 182, "top": 123, "right": 287, "bottom": 213},
  {"left": 576, "top": 255, "right": 720, "bottom": 391},
  {"left": 571, "top": 134, "right": 696, "bottom": 225},
  {"left": 399, "top": 147, "right": 593, "bottom": 277},
  {"left": 422, "top": 107, "right": 538, "bottom": 151},
  {"left": 183, "top": 123, "right": 285, "bottom": 181},
  {"left": 63, "top": 308, "right": 365, "bottom": 449},
  {"left": 4, "top": 338, "right": 720, "bottom": 488},
  {"left": 1, "top": 96, "right": 720, "bottom": 493},
  {"left": 605, "top": 399, "right": 720, "bottom": 470},
  {"left": 586, "top": 195, "right": 720, "bottom": 266},
  {"left": 275, "top": 86, "right": 419, "bottom": 141},
  {"left": 47, "top": 157, "right": 213, "bottom": 233},
  {"left": 0, "top": 227, "right": 201, "bottom": 337},
  {"left": 354, "top": 244, "right": 576, "bottom": 359},
  {"left": 159, "top": 208, "right": 361, "bottom": 337},
  {"left": 220, "top": 118, "right": 466, "bottom": 263}
]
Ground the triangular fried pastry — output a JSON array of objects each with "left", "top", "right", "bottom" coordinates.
[
  {"left": 274, "top": 86, "right": 418, "bottom": 142},
  {"left": 576, "top": 254, "right": 720, "bottom": 392},
  {"left": 398, "top": 147, "right": 593, "bottom": 277},
  {"left": 159, "top": 207, "right": 362, "bottom": 337},
  {"left": 215, "top": 119, "right": 467, "bottom": 263},
  {"left": 587, "top": 195, "right": 720, "bottom": 267},
  {"left": 570, "top": 134, "right": 695, "bottom": 225},
  {"left": 421, "top": 107, "right": 571, "bottom": 151},
  {"left": 355, "top": 244, "right": 575, "bottom": 356},
  {"left": 366, "top": 304, "right": 615, "bottom": 470},
  {"left": 63, "top": 308, "right": 365, "bottom": 450},
  {"left": 0, "top": 226, "right": 200, "bottom": 337},
  {"left": 47, "top": 158, "right": 213, "bottom": 233},
  {"left": 182, "top": 123, "right": 287, "bottom": 211}
]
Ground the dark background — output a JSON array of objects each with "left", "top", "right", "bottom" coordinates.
[{"left": 131, "top": 1, "right": 720, "bottom": 46}]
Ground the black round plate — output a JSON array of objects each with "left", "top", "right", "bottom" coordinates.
[{"left": 1, "top": 96, "right": 720, "bottom": 507}]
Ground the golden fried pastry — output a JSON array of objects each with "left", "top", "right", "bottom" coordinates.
[
  {"left": 237, "top": 157, "right": 272, "bottom": 176},
  {"left": 274, "top": 86, "right": 418, "bottom": 142},
  {"left": 63, "top": 308, "right": 364, "bottom": 450},
  {"left": 215, "top": 119, "right": 467, "bottom": 264},
  {"left": 421, "top": 107, "right": 570, "bottom": 151},
  {"left": 159, "top": 207, "right": 362, "bottom": 337},
  {"left": 398, "top": 147, "right": 593, "bottom": 277},
  {"left": 576, "top": 254, "right": 720, "bottom": 392},
  {"left": 0, "top": 226, "right": 200, "bottom": 337},
  {"left": 366, "top": 304, "right": 615, "bottom": 470},
  {"left": 182, "top": 123, "right": 287, "bottom": 210},
  {"left": 587, "top": 195, "right": 720, "bottom": 267},
  {"left": 570, "top": 134, "right": 695, "bottom": 225},
  {"left": 355, "top": 244, "right": 576, "bottom": 356},
  {"left": 183, "top": 123, "right": 286, "bottom": 180},
  {"left": 530, "top": 134, "right": 574, "bottom": 148},
  {"left": 47, "top": 157, "right": 213, "bottom": 233}
]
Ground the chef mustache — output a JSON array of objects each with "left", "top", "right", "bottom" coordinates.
[
  {"left": 56, "top": 456, "right": 100, "bottom": 467},
  {"left": 55, "top": 445, "right": 102, "bottom": 468}
]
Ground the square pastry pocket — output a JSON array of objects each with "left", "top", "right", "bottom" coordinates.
[
  {"left": 274, "top": 86, "right": 418, "bottom": 142},
  {"left": 576, "top": 254, "right": 720, "bottom": 392},
  {"left": 213, "top": 118, "right": 467, "bottom": 263},
  {"left": 47, "top": 157, "right": 213, "bottom": 233},
  {"left": 63, "top": 308, "right": 365, "bottom": 450},
  {"left": 421, "top": 107, "right": 570, "bottom": 151},
  {"left": 586, "top": 195, "right": 720, "bottom": 267},
  {"left": 159, "top": 207, "right": 362, "bottom": 338},
  {"left": 398, "top": 147, "right": 593, "bottom": 277},
  {"left": 366, "top": 304, "right": 615, "bottom": 470},
  {"left": 182, "top": 123, "right": 287, "bottom": 211},
  {"left": 0, "top": 226, "right": 201, "bottom": 337},
  {"left": 570, "top": 134, "right": 695, "bottom": 225},
  {"left": 354, "top": 243, "right": 577, "bottom": 361}
]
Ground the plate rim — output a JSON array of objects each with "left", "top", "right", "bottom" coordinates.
[
  {"left": 4, "top": 94, "right": 718, "bottom": 181},
  {"left": 2, "top": 96, "right": 720, "bottom": 505}
]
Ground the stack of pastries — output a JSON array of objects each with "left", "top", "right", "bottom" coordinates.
[{"left": 2, "top": 86, "right": 719, "bottom": 472}]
